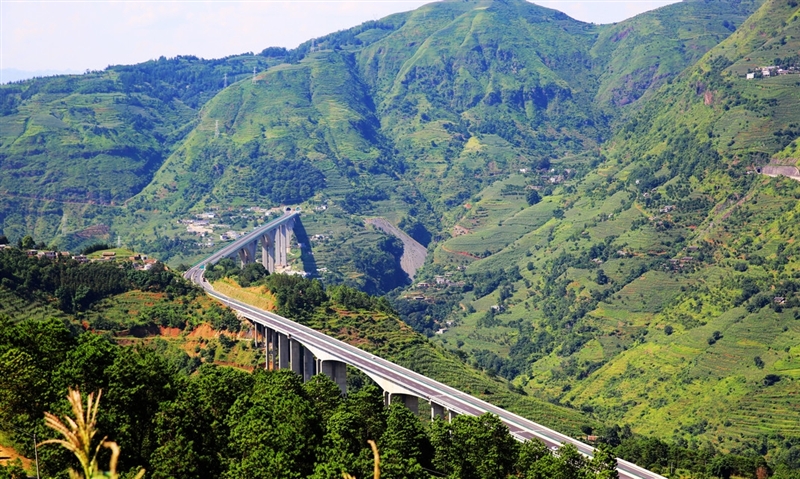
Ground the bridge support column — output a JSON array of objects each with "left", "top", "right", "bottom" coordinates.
[
  {"left": 279, "top": 224, "right": 289, "bottom": 266},
  {"left": 447, "top": 409, "right": 457, "bottom": 422},
  {"left": 387, "top": 394, "right": 418, "bottom": 414},
  {"left": 238, "top": 240, "right": 257, "bottom": 267},
  {"left": 278, "top": 333, "right": 289, "bottom": 370},
  {"left": 321, "top": 360, "right": 347, "bottom": 394},
  {"left": 303, "top": 347, "right": 315, "bottom": 382},
  {"left": 252, "top": 322, "right": 259, "bottom": 348},
  {"left": 431, "top": 402, "right": 445, "bottom": 421},
  {"left": 273, "top": 225, "right": 282, "bottom": 268},
  {"left": 290, "top": 339, "right": 303, "bottom": 376},
  {"left": 261, "top": 232, "right": 276, "bottom": 273},
  {"left": 265, "top": 327, "right": 273, "bottom": 370}
]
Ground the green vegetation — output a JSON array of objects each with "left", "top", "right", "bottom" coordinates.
[
  {"left": 0, "top": 0, "right": 757, "bottom": 261},
  {"left": 3, "top": 0, "right": 800, "bottom": 472},
  {"left": 413, "top": 0, "right": 800, "bottom": 464},
  {"left": 0, "top": 311, "right": 618, "bottom": 479},
  {"left": 0, "top": 247, "right": 192, "bottom": 314}
]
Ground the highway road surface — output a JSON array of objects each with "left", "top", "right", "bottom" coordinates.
[{"left": 185, "top": 211, "right": 666, "bottom": 479}]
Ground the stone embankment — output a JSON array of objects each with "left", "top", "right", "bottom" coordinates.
[
  {"left": 365, "top": 218, "right": 428, "bottom": 279},
  {"left": 760, "top": 164, "right": 800, "bottom": 182}
]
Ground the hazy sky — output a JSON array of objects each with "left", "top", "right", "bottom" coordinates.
[{"left": 1, "top": 0, "right": 681, "bottom": 73}]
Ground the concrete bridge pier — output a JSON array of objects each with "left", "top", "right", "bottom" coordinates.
[
  {"left": 267, "top": 327, "right": 279, "bottom": 370},
  {"left": 386, "top": 393, "right": 419, "bottom": 414},
  {"left": 238, "top": 240, "right": 257, "bottom": 267},
  {"left": 275, "top": 225, "right": 286, "bottom": 266},
  {"left": 278, "top": 224, "right": 289, "bottom": 266},
  {"left": 261, "top": 232, "right": 276, "bottom": 272},
  {"left": 430, "top": 402, "right": 446, "bottom": 421},
  {"left": 264, "top": 327, "right": 273, "bottom": 370},
  {"left": 278, "top": 332, "right": 290, "bottom": 369},
  {"left": 290, "top": 339, "right": 303, "bottom": 376},
  {"left": 320, "top": 360, "right": 347, "bottom": 394},
  {"left": 303, "top": 347, "right": 316, "bottom": 382}
]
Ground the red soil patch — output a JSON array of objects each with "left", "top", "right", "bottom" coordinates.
[
  {"left": 187, "top": 323, "right": 219, "bottom": 339},
  {"left": 0, "top": 444, "right": 32, "bottom": 470},
  {"left": 159, "top": 326, "right": 182, "bottom": 337}
]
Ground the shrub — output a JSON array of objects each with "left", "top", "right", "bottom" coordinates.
[{"left": 754, "top": 356, "right": 764, "bottom": 369}]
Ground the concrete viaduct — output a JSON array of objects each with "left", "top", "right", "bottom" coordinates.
[{"left": 184, "top": 210, "right": 666, "bottom": 479}]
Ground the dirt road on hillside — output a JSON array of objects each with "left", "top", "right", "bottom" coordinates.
[{"left": 365, "top": 218, "right": 428, "bottom": 279}]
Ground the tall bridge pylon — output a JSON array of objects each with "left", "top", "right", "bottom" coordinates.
[{"left": 227, "top": 215, "right": 295, "bottom": 271}]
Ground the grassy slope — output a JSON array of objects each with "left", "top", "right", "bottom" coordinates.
[
  {"left": 109, "top": 0, "right": 756, "bottom": 269},
  {"left": 429, "top": 0, "right": 800, "bottom": 452},
  {"left": 591, "top": 0, "right": 761, "bottom": 107},
  {"left": 0, "top": 0, "right": 788, "bottom": 451},
  {"left": 0, "top": 55, "right": 274, "bottom": 248},
  {"left": 356, "top": 0, "right": 604, "bottom": 210},
  {"left": 0, "top": 275, "right": 262, "bottom": 369},
  {"left": 136, "top": 51, "right": 385, "bottom": 213},
  {"left": 0, "top": 0, "right": 754, "bottom": 257}
]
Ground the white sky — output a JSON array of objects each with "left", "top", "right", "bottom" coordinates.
[{"left": 1, "top": 0, "right": 681, "bottom": 72}]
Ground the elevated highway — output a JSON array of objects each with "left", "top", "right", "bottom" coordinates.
[{"left": 185, "top": 210, "right": 665, "bottom": 479}]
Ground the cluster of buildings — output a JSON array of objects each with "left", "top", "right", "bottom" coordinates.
[
  {"left": 218, "top": 231, "right": 244, "bottom": 241},
  {"left": 408, "top": 273, "right": 467, "bottom": 301},
  {"left": 665, "top": 246, "right": 700, "bottom": 271},
  {"left": 181, "top": 209, "right": 287, "bottom": 244},
  {"left": 0, "top": 244, "right": 159, "bottom": 270},
  {"left": 416, "top": 273, "right": 466, "bottom": 290},
  {"left": 746, "top": 65, "right": 797, "bottom": 79}
]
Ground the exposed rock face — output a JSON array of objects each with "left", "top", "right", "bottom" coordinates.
[{"left": 365, "top": 218, "right": 428, "bottom": 279}]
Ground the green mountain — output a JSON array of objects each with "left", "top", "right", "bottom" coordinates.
[
  {"left": 3, "top": 0, "right": 800, "bottom": 467},
  {"left": 420, "top": 0, "right": 800, "bottom": 460},
  {"left": 0, "top": 0, "right": 755, "bottom": 252},
  {"left": 0, "top": 54, "right": 278, "bottom": 243}
]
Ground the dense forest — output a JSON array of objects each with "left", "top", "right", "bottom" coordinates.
[
  {"left": 0, "top": 316, "right": 622, "bottom": 479},
  {"left": 0, "top": 317, "right": 791, "bottom": 479}
]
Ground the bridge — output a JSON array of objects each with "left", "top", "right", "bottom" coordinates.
[{"left": 184, "top": 210, "right": 665, "bottom": 479}]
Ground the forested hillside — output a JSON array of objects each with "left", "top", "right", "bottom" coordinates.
[
  {"left": 0, "top": 0, "right": 756, "bottom": 257},
  {"left": 2, "top": 252, "right": 795, "bottom": 478},
  {"left": 413, "top": 0, "right": 800, "bottom": 462},
  {"left": 2, "top": 0, "right": 800, "bottom": 473},
  {"left": 2, "top": 315, "right": 623, "bottom": 479}
]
